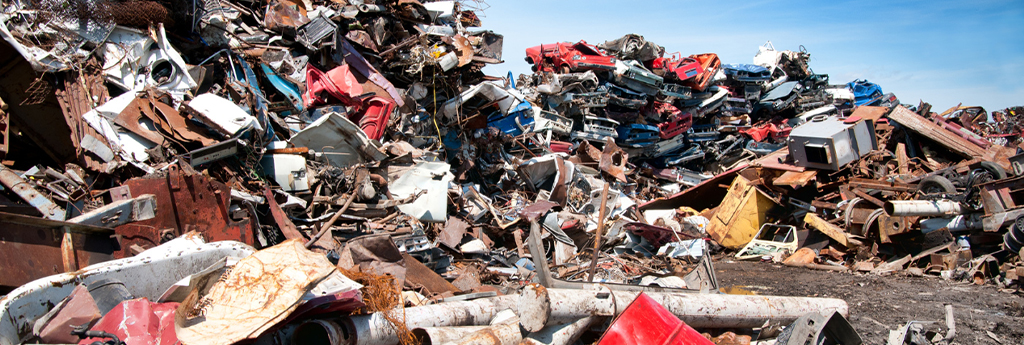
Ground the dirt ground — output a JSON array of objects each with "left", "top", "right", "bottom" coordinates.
[{"left": 716, "top": 260, "right": 1024, "bottom": 345}]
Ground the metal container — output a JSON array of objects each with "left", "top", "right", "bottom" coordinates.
[{"left": 788, "top": 115, "right": 877, "bottom": 171}]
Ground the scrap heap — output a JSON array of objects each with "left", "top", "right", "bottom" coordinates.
[{"left": 0, "top": 0, "right": 1021, "bottom": 343}]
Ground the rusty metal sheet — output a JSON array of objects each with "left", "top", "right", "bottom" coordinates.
[
  {"left": 0, "top": 211, "right": 117, "bottom": 288},
  {"left": 439, "top": 217, "right": 470, "bottom": 249},
  {"left": 264, "top": 188, "right": 305, "bottom": 241},
  {"left": 877, "top": 214, "right": 910, "bottom": 244},
  {"left": 639, "top": 166, "right": 742, "bottom": 212},
  {"left": 451, "top": 264, "right": 482, "bottom": 292},
  {"left": 888, "top": 105, "right": 1010, "bottom": 169},
  {"left": 402, "top": 253, "right": 459, "bottom": 296},
  {"left": 804, "top": 213, "right": 858, "bottom": 248},
  {"left": 849, "top": 105, "right": 890, "bottom": 122},
  {"left": 111, "top": 163, "right": 255, "bottom": 258},
  {"left": 754, "top": 147, "right": 803, "bottom": 172},
  {"left": 599, "top": 138, "right": 628, "bottom": 182},
  {"left": 847, "top": 178, "right": 916, "bottom": 193},
  {"left": 773, "top": 170, "right": 817, "bottom": 188},
  {"left": 518, "top": 200, "right": 557, "bottom": 223}
]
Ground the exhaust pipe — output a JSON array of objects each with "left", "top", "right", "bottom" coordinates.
[{"left": 884, "top": 200, "right": 962, "bottom": 217}]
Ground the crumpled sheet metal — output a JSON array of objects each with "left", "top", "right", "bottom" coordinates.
[
  {"left": 175, "top": 239, "right": 338, "bottom": 345},
  {"left": 100, "top": 26, "right": 197, "bottom": 99},
  {"left": 288, "top": 112, "right": 387, "bottom": 168},
  {"left": 337, "top": 233, "right": 407, "bottom": 288},
  {"left": 599, "top": 138, "right": 628, "bottom": 182},
  {"left": 80, "top": 298, "right": 179, "bottom": 345},
  {"left": 389, "top": 161, "right": 454, "bottom": 222},
  {"left": 0, "top": 237, "right": 255, "bottom": 345},
  {"left": 111, "top": 163, "right": 255, "bottom": 258}
]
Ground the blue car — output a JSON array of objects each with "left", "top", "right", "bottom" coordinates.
[
  {"left": 723, "top": 64, "right": 771, "bottom": 83},
  {"left": 616, "top": 123, "right": 660, "bottom": 148},
  {"left": 846, "top": 79, "right": 884, "bottom": 106}
]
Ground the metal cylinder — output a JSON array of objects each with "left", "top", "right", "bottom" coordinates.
[
  {"left": 292, "top": 319, "right": 349, "bottom": 345},
  {"left": 920, "top": 214, "right": 983, "bottom": 233},
  {"left": 412, "top": 326, "right": 490, "bottom": 345},
  {"left": 342, "top": 295, "right": 518, "bottom": 345},
  {"left": 522, "top": 316, "right": 601, "bottom": 345},
  {"left": 884, "top": 200, "right": 963, "bottom": 217},
  {"left": 446, "top": 322, "right": 522, "bottom": 345},
  {"left": 541, "top": 287, "right": 848, "bottom": 329}
]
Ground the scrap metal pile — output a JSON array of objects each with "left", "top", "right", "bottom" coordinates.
[{"left": 0, "top": 0, "right": 1022, "bottom": 343}]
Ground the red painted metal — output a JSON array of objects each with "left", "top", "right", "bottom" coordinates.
[
  {"left": 658, "top": 113, "right": 693, "bottom": 140},
  {"left": 112, "top": 163, "right": 255, "bottom": 258},
  {"left": 350, "top": 96, "right": 395, "bottom": 140},
  {"left": 525, "top": 41, "right": 616, "bottom": 73},
  {"left": 79, "top": 298, "right": 179, "bottom": 345},
  {"left": 653, "top": 53, "right": 703, "bottom": 82},
  {"left": 304, "top": 64, "right": 364, "bottom": 109},
  {"left": 597, "top": 293, "right": 712, "bottom": 345},
  {"left": 680, "top": 53, "right": 721, "bottom": 92}
]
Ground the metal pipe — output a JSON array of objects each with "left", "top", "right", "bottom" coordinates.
[
  {"left": 291, "top": 319, "right": 349, "bottom": 345},
  {"left": 920, "top": 214, "right": 983, "bottom": 233},
  {"left": 535, "top": 286, "right": 848, "bottom": 329},
  {"left": 522, "top": 316, "right": 601, "bottom": 345},
  {"left": 884, "top": 200, "right": 963, "bottom": 217},
  {"left": 306, "top": 192, "right": 355, "bottom": 248},
  {"left": 342, "top": 295, "right": 518, "bottom": 345},
  {"left": 412, "top": 326, "right": 491, "bottom": 345},
  {"left": 587, "top": 183, "right": 610, "bottom": 282},
  {"left": 446, "top": 322, "right": 522, "bottom": 345}
]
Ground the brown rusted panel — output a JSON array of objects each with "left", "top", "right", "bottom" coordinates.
[
  {"left": 0, "top": 212, "right": 117, "bottom": 288},
  {"left": 772, "top": 170, "right": 817, "bottom": 187},
  {"left": 877, "top": 214, "right": 910, "bottom": 244},
  {"left": 439, "top": 216, "right": 470, "bottom": 249},
  {"left": 849, "top": 106, "right": 890, "bottom": 122},
  {"left": 264, "top": 188, "right": 304, "bottom": 240},
  {"left": 402, "top": 253, "right": 459, "bottom": 296},
  {"left": 112, "top": 163, "right": 255, "bottom": 258},
  {"left": 887, "top": 105, "right": 1011, "bottom": 169},
  {"left": 848, "top": 178, "right": 916, "bottom": 193}
]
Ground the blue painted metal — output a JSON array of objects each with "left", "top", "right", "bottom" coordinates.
[
  {"left": 847, "top": 79, "right": 884, "bottom": 106},
  {"left": 723, "top": 64, "right": 771, "bottom": 82},
  {"left": 260, "top": 63, "right": 304, "bottom": 113},
  {"left": 616, "top": 124, "right": 659, "bottom": 148}
]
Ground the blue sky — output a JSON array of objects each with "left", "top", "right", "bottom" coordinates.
[{"left": 478, "top": 0, "right": 1024, "bottom": 112}]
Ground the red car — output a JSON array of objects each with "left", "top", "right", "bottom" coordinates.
[
  {"left": 680, "top": 53, "right": 721, "bottom": 92},
  {"left": 650, "top": 53, "right": 703, "bottom": 82},
  {"left": 524, "top": 41, "right": 617, "bottom": 73}
]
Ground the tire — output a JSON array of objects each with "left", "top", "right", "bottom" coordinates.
[
  {"left": 979, "top": 161, "right": 1007, "bottom": 180},
  {"left": 1005, "top": 232, "right": 1022, "bottom": 253},
  {"left": 919, "top": 175, "right": 956, "bottom": 194}
]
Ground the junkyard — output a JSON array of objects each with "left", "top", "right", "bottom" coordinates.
[{"left": 0, "top": 0, "right": 1022, "bottom": 344}]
